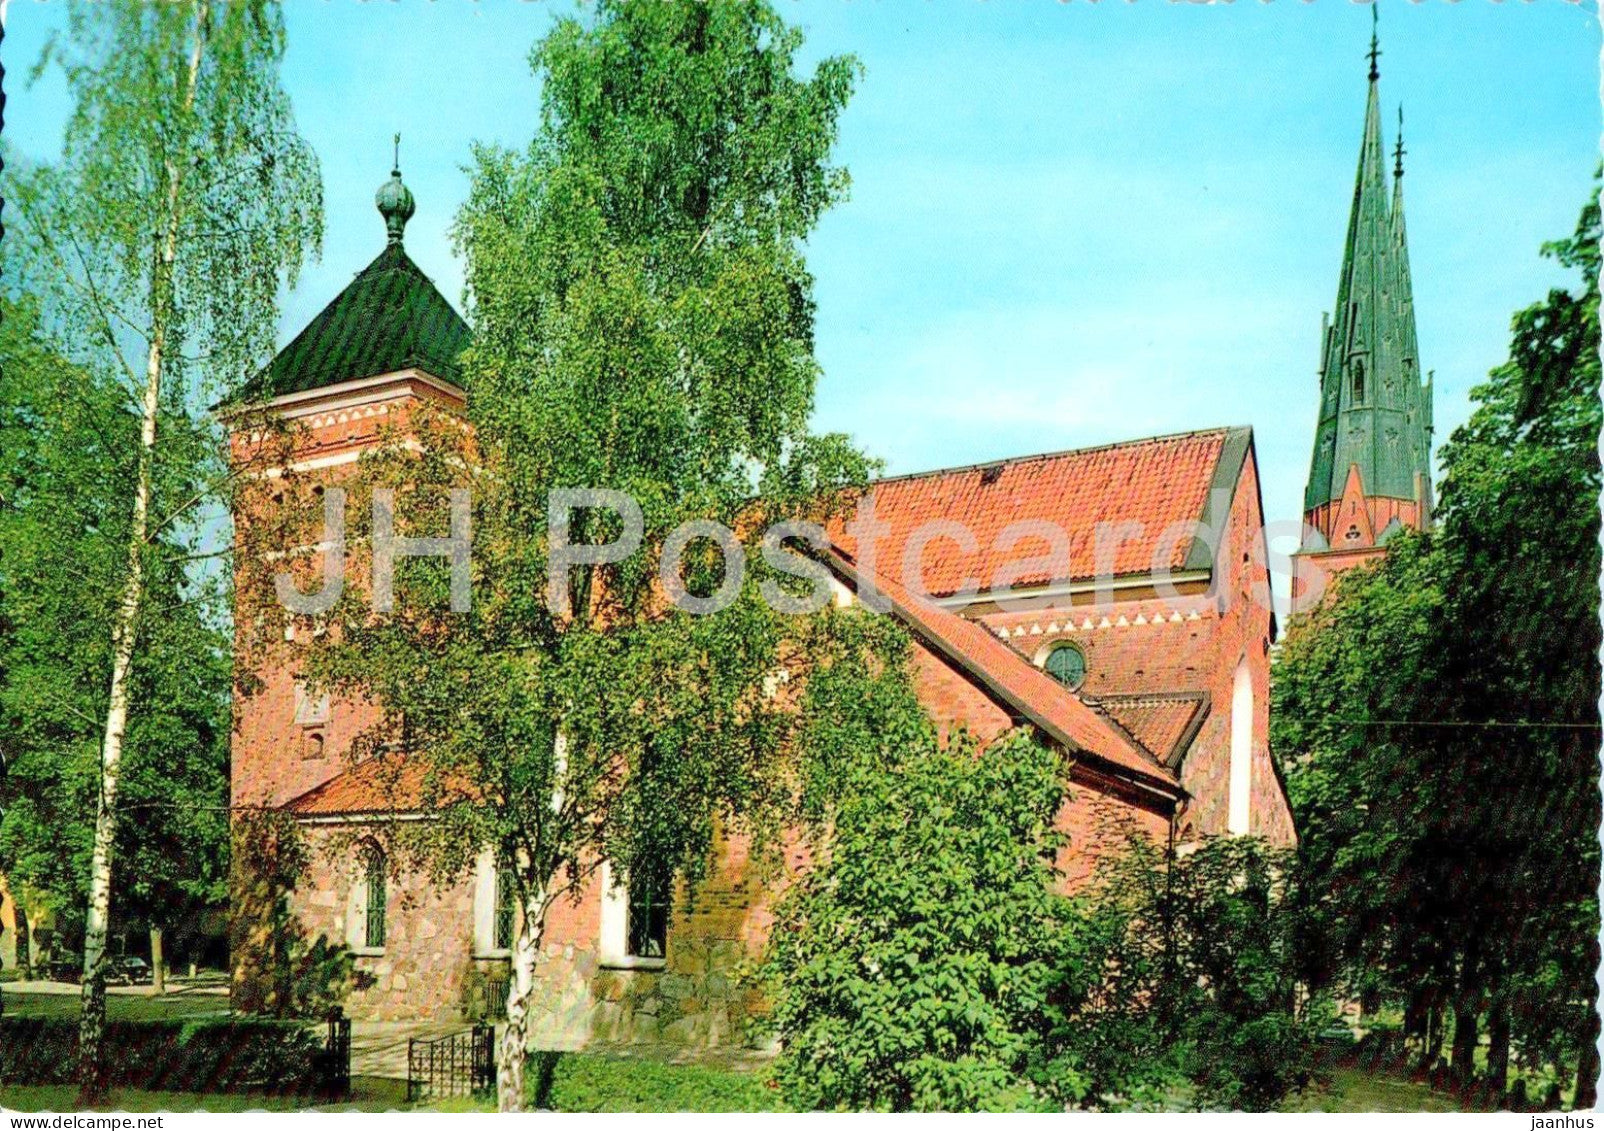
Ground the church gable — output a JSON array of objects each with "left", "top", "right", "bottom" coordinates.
[{"left": 1334, "top": 463, "right": 1379, "bottom": 549}]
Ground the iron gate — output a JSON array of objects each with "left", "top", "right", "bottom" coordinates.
[
  {"left": 309, "top": 1007, "right": 352, "bottom": 1101},
  {"left": 406, "top": 1024, "right": 495, "bottom": 1102}
]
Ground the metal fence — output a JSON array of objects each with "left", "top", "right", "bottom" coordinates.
[
  {"left": 313, "top": 1009, "right": 352, "bottom": 1101},
  {"left": 406, "top": 1024, "right": 495, "bottom": 1102}
]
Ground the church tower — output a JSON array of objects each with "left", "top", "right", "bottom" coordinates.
[{"left": 1292, "top": 12, "right": 1434, "bottom": 614}]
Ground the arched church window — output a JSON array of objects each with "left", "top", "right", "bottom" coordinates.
[
  {"left": 493, "top": 865, "right": 517, "bottom": 951},
  {"left": 1351, "top": 360, "right": 1366, "bottom": 404},
  {"left": 361, "top": 843, "right": 387, "bottom": 950},
  {"left": 1043, "top": 643, "right": 1086, "bottom": 691}
]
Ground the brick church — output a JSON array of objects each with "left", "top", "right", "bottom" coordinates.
[{"left": 226, "top": 34, "right": 1428, "bottom": 1041}]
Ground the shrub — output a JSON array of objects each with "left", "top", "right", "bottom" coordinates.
[
  {"left": 0, "top": 1017, "right": 333, "bottom": 1095},
  {"left": 1077, "top": 836, "right": 1330, "bottom": 1110},
  {"left": 526, "top": 1051, "right": 781, "bottom": 1112},
  {"left": 759, "top": 731, "right": 1086, "bottom": 1112}
]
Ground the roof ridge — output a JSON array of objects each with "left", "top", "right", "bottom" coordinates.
[
  {"left": 871, "top": 425, "right": 1245, "bottom": 486},
  {"left": 356, "top": 242, "right": 437, "bottom": 285},
  {"left": 1092, "top": 690, "right": 1209, "bottom": 705}
]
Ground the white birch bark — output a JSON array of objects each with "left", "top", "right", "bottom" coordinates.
[
  {"left": 496, "top": 729, "right": 568, "bottom": 1111},
  {"left": 77, "top": 3, "right": 209, "bottom": 1101},
  {"left": 497, "top": 893, "right": 543, "bottom": 1112}
]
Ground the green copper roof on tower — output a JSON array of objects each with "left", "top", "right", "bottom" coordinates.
[
  {"left": 1302, "top": 13, "right": 1434, "bottom": 520},
  {"left": 228, "top": 143, "right": 470, "bottom": 404}
]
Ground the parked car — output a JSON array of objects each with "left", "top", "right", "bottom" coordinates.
[
  {"left": 46, "top": 960, "right": 81, "bottom": 984},
  {"left": 107, "top": 955, "right": 153, "bottom": 985}
]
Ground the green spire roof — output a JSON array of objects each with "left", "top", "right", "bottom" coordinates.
[
  {"left": 230, "top": 158, "right": 470, "bottom": 405},
  {"left": 1303, "top": 21, "right": 1433, "bottom": 516}
]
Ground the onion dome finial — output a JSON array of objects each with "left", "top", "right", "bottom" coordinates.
[{"left": 375, "top": 133, "right": 415, "bottom": 247}]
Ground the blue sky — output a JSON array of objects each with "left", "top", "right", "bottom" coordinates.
[{"left": 4, "top": 0, "right": 1598, "bottom": 595}]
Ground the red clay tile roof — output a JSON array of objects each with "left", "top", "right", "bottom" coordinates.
[
  {"left": 285, "top": 429, "right": 1235, "bottom": 818},
  {"left": 1096, "top": 693, "right": 1209, "bottom": 768},
  {"left": 824, "top": 550, "right": 1182, "bottom": 798},
  {"left": 827, "top": 428, "right": 1247, "bottom": 599},
  {"left": 285, "top": 754, "right": 474, "bottom": 816}
]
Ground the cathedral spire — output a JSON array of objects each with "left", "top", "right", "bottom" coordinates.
[
  {"left": 1393, "top": 105, "right": 1406, "bottom": 182},
  {"left": 1301, "top": 13, "right": 1433, "bottom": 546},
  {"left": 1367, "top": 4, "right": 1381, "bottom": 83}
]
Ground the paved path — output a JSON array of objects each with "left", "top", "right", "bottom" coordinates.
[
  {"left": 1, "top": 980, "right": 230, "bottom": 1021},
  {"left": 350, "top": 1021, "right": 475, "bottom": 1081}
]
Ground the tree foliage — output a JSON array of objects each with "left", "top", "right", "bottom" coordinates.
[
  {"left": 761, "top": 730, "right": 1082, "bottom": 1113},
  {"left": 236, "top": 0, "right": 880, "bottom": 1110},
  {"left": 1079, "top": 836, "right": 1326, "bottom": 1111},
  {"left": 0, "top": 291, "right": 229, "bottom": 961},
  {"left": 759, "top": 734, "right": 1322, "bottom": 1113},
  {"left": 1274, "top": 183, "right": 1603, "bottom": 1103},
  {"left": 9, "top": 0, "right": 321, "bottom": 1097}
]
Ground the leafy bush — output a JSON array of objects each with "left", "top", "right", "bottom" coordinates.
[
  {"left": 759, "top": 731, "right": 1085, "bottom": 1112},
  {"left": 526, "top": 1051, "right": 781, "bottom": 1112},
  {"left": 1076, "top": 835, "right": 1330, "bottom": 1110},
  {"left": 0, "top": 1017, "right": 333, "bottom": 1095}
]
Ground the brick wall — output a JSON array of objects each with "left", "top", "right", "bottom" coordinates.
[{"left": 229, "top": 389, "right": 1294, "bottom": 1038}]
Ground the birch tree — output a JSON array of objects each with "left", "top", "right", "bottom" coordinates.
[
  {"left": 0, "top": 289, "right": 230, "bottom": 1001},
  {"left": 238, "top": 0, "right": 890, "bottom": 1110},
  {"left": 11, "top": 0, "right": 320, "bottom": 1099}
]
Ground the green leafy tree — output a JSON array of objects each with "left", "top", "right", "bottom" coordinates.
[
  {"left": 1082, "top": 836, "right": 1325, "bottom": 1111},
  {"left": 1274, "top": 184, "right": 1602, "bottom": 1105},
  {"left": 0, "top": 288, "right": 231, "bottom": 989},
  {"left": 238, "top": 0, "right": 873, "bottom": 1110},
  {"left": 10, "top": 0, "right": 321, "bottom": 1097},
  {"left": 761, "top": 729, "right": 1083, "bottom": 1112}
]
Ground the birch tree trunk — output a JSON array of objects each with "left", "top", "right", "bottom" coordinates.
[
  {"left": 77, "top": 329, "right": 161, "bottom": 1103},
  {"left": 498, "top": 732, "right": 567, "bottom": 1111},
  {"left": 497, "top": 893, "right": 543, "bottom": 1112},
  {"left": 149, "top": 927, "right": 165, "bottom": 995},
  {"left": 76, "top": 7, "right": 208, "bottom": 1105}
]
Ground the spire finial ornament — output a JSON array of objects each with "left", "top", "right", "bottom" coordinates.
[
  {"left": 1394, "top": 106, "right": 1406, "bottom": 180},
  {"left": 1367, "top": 4, "right": 1381, "bottom": 82},
  {"left": 375, "top": 134, "right": 416, "bottom": 247}
]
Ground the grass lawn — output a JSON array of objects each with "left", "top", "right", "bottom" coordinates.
[
  {"left": 1, "top": 992, "right": 228, "bottom": 1023},
  {"left": 519, "top": 1055, "right": 1473, "bottom": 1113},
  {"left": 1, "top": 1087, "right": 332, "bottom": 1113},
  {"left": 528, "top": 1050, "right": 783, "bottom": 1112},
  {"left": 1, "top": 1047, "right": 1474, "bottom": 1113},
  {"left": 1286, "top": 1067, "right": 1467, "bottom": 1112}
]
